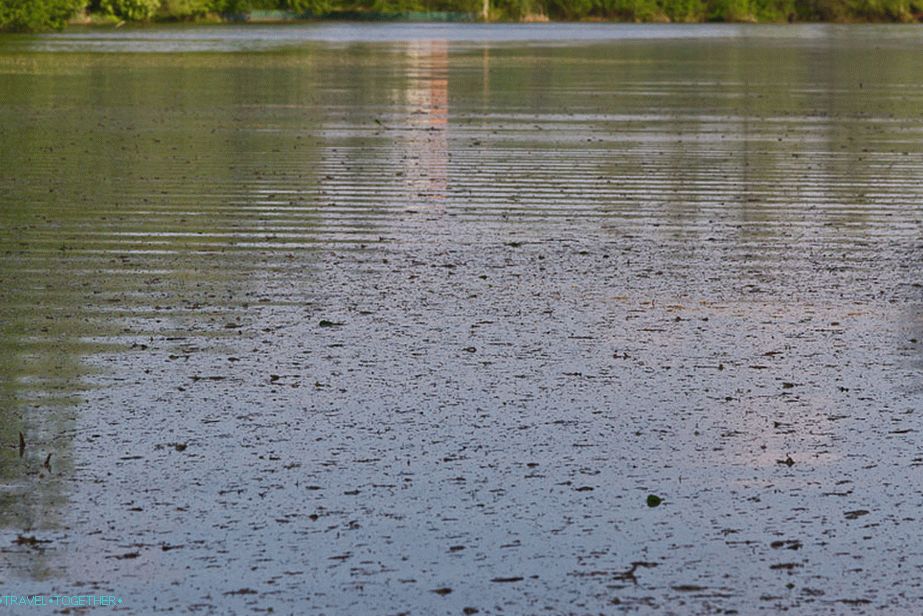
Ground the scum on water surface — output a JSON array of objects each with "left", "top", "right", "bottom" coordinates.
[{"left": 0, "top": 23, "right": 922, "bottom": 614}]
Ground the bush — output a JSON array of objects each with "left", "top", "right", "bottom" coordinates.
[
  {"left": 848, "top": 0, "right": 913, "bottom": 19},
  {"left": 603, "top": 0, "right": 668, "bottom": 20},
  {"left": 546, "top": 0, "right": 593, "bottom": 18},
  {"left": 207, "top": 0, "right": 277, "bottom": 11},
  {"left": 751, "top": 0, "right": 796, "bottom": 20},
  {"left": 708, "top": 0, "right": 755, "bottom": 20},
  {"left": 662, "top": 0, "right": 706, "bottom": 21},
  {"left": 0, "top": 0, "right": 86, "bottom": 31},
  {"left": 370, "top": 0, "right": 425, "bottom": 11},
  {"left": 99, "top": 0, "right": 160, "bottom": 19},
  {"left": 285, "top": 0, "right": 332, "bottom": 13},
  {"left": 161, "top": 0, "right": 212, "bottom": 17},
  {"left": 492, "top": 0, "right": 544, "bottom": 18}
]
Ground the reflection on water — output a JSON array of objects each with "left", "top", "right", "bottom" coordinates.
[
  {"left": 0, "top": 24, "right": 922, "bottom": 613},
  {"left": 0, "top": 23, "right": 790, "bottom": 53},
  {"left": 403, "top": 40, "right": 449, "bottom": 207}
]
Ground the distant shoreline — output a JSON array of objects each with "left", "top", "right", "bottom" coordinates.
[
  {"left": 2, "top": 0, "right": 921, "bottom": 34},
  {"left": 65, "top": 11, "right": 923, "bottom": 26}
]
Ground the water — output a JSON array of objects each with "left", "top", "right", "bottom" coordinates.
[{"left": 0, "top": 23, "right": 922, "bottom": 614}]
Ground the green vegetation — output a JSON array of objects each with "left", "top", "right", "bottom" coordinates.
[
  {"left": 99, "top": 0, "right": 160, "bottom": 19},
  {"left": 1, "top": 0, "right": 921, "bottom": 32},
  {"left": 0, "top": 0, "right": 85, "bottom": 31}
]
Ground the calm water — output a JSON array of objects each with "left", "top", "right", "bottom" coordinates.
[{"left": 1, "top": 23, "right": 922, "bottom": 614}]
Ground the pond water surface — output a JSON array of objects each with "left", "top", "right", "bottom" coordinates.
[{"left": 1, "top": 23, "right": 922, "bottom": 614}]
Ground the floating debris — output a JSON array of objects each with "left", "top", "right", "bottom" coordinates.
[
  {"left": 770, "top": 540, "right": 802, "bottom": 550},
  {"left": 490, "top": 577, "right": 524, "bottom": 583},
  {"left": 672, "top": 584, "right": 706, "bottom": 592},
  {"left": 614, "top": 562, "right": 658, "bottom": 584},
  {"left": 14, "top": 535, "right": 51, "bottom": 548}
]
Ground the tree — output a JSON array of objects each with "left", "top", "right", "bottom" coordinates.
[{"left": 0, "top": 0, "right": 86, "bottom": 31}]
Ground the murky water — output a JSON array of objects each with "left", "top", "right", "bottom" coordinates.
[{"left": 1, "top": 23, "right": 922, "bottom": 614}]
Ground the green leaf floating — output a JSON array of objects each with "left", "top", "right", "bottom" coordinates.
[{"left": 646, "top": 494, "right": 663, "bottom": 508}]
